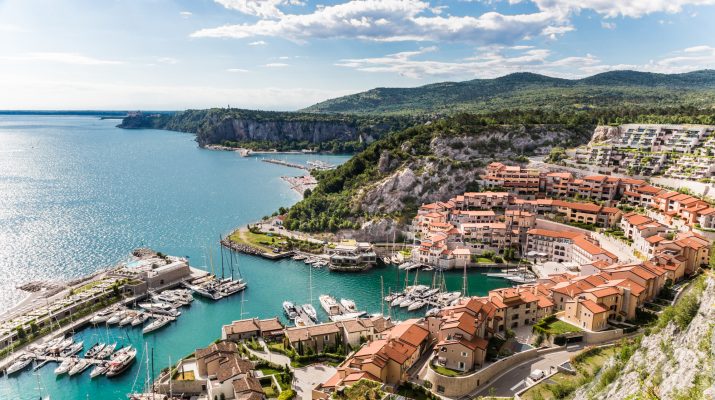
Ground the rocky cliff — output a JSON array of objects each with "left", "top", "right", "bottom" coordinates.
[
  {"left": 118, "top": 109, "right": 416, "bottom": 148},
  {"left": 589, "top": 125, "right": 622, "bottom": 143},
  {"left": 574, "top": 275, "right": 715, "bottom": 400}
]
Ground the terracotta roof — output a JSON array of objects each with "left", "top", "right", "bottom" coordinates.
[
  {"left": 584, "top": 286, "right": 620, "bottom": 298},
  {"left": 387, "top": 320, "right": 429, "bottom": 348},
  {"left": 580, "top": 299, "right": 607, "bottom": 314},
  {"left": 232, "top": 375, "right": 264, "bottom": 395},
  {"left": 285, "top": 322, "right": 340, "bottom": 343},
  {"left": 623, "top": 212, "right": 653, "bottom": 226},
  {"left": 195, "top": 341, "right": 237, "bottom": 360},
  {"left": 217, "top": 356, "right": 254, "bottom": 382}
]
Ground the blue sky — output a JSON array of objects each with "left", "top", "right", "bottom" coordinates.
[{"left": 0, "top": 0, "right": 714, "bottom": 110}]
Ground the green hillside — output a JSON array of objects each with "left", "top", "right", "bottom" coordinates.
[{"left": 302, "top": 70, "right": 715, "bottom": 115}]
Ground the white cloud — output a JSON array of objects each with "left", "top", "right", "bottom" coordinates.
[
  {"left": 1, "top": 52, "right": 123, "bottom": 65},
  {"left": 213, "top": 0, "right": 305, "bottom": 19},
  {"left": 193, "top": 0, "right": 571, "bottom": 44},
  {"left": 600, "top": 21, "right": 616, "bottom": 29},
  {"left": 530, "top": 0, "right": 715, "bottom": 18},
  {"left": 179, "top": 11, "right": 193, "bottom": 18},
  {"left": 264, "top": 62, "right": 289, "bottom": 67},
  {"left": 249, "top": 40, "right": 268, "bottom": 46},
  {"left": 226, "top": 68, "right": 250, "bottom": 72},
  {"left": 335, "top": 44, "right": 715, "bottom": 79}
]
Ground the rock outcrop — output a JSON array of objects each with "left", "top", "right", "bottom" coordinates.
[
  {"left": 574, "top": 276, "right": 715, "bottom": 400},
  {"left": 590, "top": 125, "right": 621, "bottom": 143}
]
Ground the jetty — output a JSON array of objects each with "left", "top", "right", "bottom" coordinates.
[{"left": 261, "top": 158, "right": 309, "bottom": 170}]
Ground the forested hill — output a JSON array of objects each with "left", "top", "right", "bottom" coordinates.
[
  {"left": 302, "top": 70, "right": 715, "bottom": 115},
  {"left": 118, "top": 108, "right": 421, "bottom": 152}
]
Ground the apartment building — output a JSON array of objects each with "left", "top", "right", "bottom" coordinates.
[
  {"left": 284, "top": 322, "right": 342, "bottom": 355},
  {"left": 550, "top": 200, "right": 622, "bottom": 228},
  {"left": 620, "top": 212, "right": 670, "bottom": 258},
  {"left": 481, "top": 162, "right": 541, "bottom": 198},
  {"left": 525, "top": 229, "right": 617, "bottom": 266},
  {"left": 431, "top": 298, "right": 490, "bottom": 372},
  {"left": 488, "top": 288, "right": 540, "bottom": 331}
]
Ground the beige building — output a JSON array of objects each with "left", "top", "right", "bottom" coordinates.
[{"left": 285, "top": 322, "right": 342, "bottom": 355}]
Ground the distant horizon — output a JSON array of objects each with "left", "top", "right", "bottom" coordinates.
[{"left": 2, "top": 67, "right": 715, "bottom": 113}]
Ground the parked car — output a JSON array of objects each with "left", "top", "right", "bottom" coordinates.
[{"left": 529, "top": 369, "right": 545, "bottom": 382}]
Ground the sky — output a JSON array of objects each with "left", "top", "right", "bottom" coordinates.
[{"left": 1, "top": 0, "right": 714, "bottom": 110}]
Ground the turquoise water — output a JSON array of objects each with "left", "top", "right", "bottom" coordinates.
[{"left": 0, "top": 116, "right": 509, "bottom": 399}]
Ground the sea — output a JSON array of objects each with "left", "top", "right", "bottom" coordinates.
[{"left": 0, "top": 115, "right": 509, "bottom": 399}]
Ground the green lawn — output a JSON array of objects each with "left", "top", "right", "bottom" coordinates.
[
  {"left": 534, "top": 316, "right": 582, "bottom": 336},
  {"left": 477, "top": 258, "right": 493, "bottom": 263},
  {"left": 431, "top": 364, "right": 463, "bottom": 377}
]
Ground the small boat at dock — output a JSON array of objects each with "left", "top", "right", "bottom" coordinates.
[
  {"left": 282, "top": 301, "right": 299, "bottom": 319},
  {"left": 54, "top": 358, "right": 75, "bottom": 375},
  {"left": 408, "top": 300, "right": 426, "bottom": 311},
  {"left": 138, "top": 302, "right": 180, "bottom": 317},
  {"left": 68, "top": 359, "right": 90, "bottom": 376},
  {"left": 319, "top": 295, "right": 341, "bottom": 316},
  {"left": 340, "top": 298, "right": 357, "bottom": 312},
  {"left": 89, "top": 362, "right": 108, "bottom": 378},
  {"left": 142, "top": 317, "right": 171, "bottom": 334},
  {"left": 301, "top": 304, "right": 318, "bottom": 322},
  {"left": 105, "top": 347, "right": 137, "bottom": 378},
  {"left": 6, "top": 354, "right": 35, "bottom": 375},
  {"left": 131, "top": 313, "right": 149, "bottom": 327},
  {"left": 96, "top": 343, "right": 117, "bottom": 360},
  {"left": 85, "top": 343, "right": 105, "bottom": 359},
  {"left": 90, "top": 309, "right": 114, "bottom": 325}
]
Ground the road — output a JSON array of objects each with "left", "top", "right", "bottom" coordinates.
[{"left": 472, "top": 344, "right": 584, "bottom": 398}]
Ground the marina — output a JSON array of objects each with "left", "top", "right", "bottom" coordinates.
[{"left": 0, "top": 116, "right": 508, "bottom": 400}]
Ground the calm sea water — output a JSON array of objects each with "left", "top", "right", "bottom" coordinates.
[{"left": 0, "top": 116, "right": 508, "bottom": 399}]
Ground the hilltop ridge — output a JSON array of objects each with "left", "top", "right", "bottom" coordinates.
[{"left": 302, "top": 70, "right": 715, "bottom": 115}]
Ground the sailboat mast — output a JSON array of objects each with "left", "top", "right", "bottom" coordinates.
[
  {"left": 380, "top": 276, "right": 384, "bottom": 317},
  {"left": 219, "top": 235, "right": 225, "bottom": 279}
]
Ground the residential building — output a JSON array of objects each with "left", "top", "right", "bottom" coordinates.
[
  {"left": 284, "top": 322, "right": 342, "bottom": 355},
  {"left": 481, "top": 162, "right": 541, "bottom": 198},
  {"left": 222, "top": 317, "right": 284, "bottom": 342}
]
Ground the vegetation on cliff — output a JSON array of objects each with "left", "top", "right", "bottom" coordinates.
[
  {"left": 302, "top": 70, "right": 715, "bottom": 115},
  {"left": 118, "top": 108, "right": 421, "bottom": 152},
  {"left": 283, "top": 105, "right": 715, "bottom": 233}
]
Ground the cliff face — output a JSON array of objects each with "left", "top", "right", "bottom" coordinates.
[
  {"left": 359, "top": 126, "right": 585, "bottom": 215},
  {"left": 194, "top": 117, "right": 367, "bottom": 146},
  {"left": 574, "top": 276, "right": 715, "bottom": 400},
  {"left": 118, "top": 109, "right": 415, "bottom": 148},
  {"left": 589, "top": 125, "right": 622, "bottom": 143}
]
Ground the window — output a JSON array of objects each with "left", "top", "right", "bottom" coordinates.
[
  {"left": 324, "top": 335, "right": 329, "bottom": 342},
  {"left": 458, "top": 361, "right": 465, "bottom": 370},
  {"left": 461, "top": 352, "right": 468, "bottom": 357}
]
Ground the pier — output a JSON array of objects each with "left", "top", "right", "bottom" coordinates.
[{"left": 261, "top": 158, "right": 309, "bottom": 170}]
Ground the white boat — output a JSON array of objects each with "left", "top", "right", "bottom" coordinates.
[
  {"left": 85, "top": 343, "right": 105, "bottom": 359},
  {"left": 294, "top": 316, "right": 306, "bottom": 327},
  {"left": 68, "top": 359, "right": 90, "bottom": 376},
  {"left": 6, "top": 354, "right": 35, "bottom": 375},
  {"left": 106, "top": 312, "right": 123, "bottom": 325},
  {"left": 319, "top": 295, "right": 341, "bottom": 316},
  {"left": 62, "top": 341, "right": 84, "bottom": 357},
  {"left": 90, "top": 309, "right": 114, "bottom": 324},
  {"left": 340, "top": 298, "right": 357, "bottom": 313},
  {"left": 408, "top": 300, "right": 426, "bottom": 311},
  {"left": 138, "top": 302, "right": 180, "bottom": 317},
  {"left": 391, "top": 296, "right": 405, "bottom": 307},
  {"left": 105, "top": 347, "right": 137, "bottom": 378},
  {"left": 143, "top": 317, "right": 171, "bottom": 334},
  {"left": 131, "top": 313, "right": 149, "bottom": 327},
  {"left": 329, "top": 311, "right": 367, "bottom": 322},
  {"left": 96, "top": 343, "right": 117, "bottom": 359},
  {"left": 301, "top": 304, "right": 318, "bottom": 321},
  {"left": 438, "top": 292, "right": 462, "bottom": 304},
  {"left": 422, "top": 288, "right": 440, "bottom": 298},
  {"left": 399, "top": 297, "right": 415, "bottom": 308},
  {"left": 48, "top": 337, "right": 73, "bottom": 355},
  {"left": 54, "top": 358, "right": 75, "bottom": 375},
  {"left": 384, "top": 293, "right": 398, "bottom": 302},
  {"left": 282, "top": 301, "right": 299, "bottom": 319},
  {"left": 89, "top": 362, "right": 108, "bottom": 378},
  {"left": 398, "top": 262, "right": 412, "bottom": 270},
  {"left": 293, "top": 254, "right": 307, "bottom": 261}
]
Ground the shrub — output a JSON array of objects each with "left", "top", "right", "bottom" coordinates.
[{"left": 278, "top": 389, "right": 296, "bottom": 400}]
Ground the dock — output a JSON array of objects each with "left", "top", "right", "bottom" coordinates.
[{"left": 262, "top": 158, "right": 309, "bottom": 170}]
